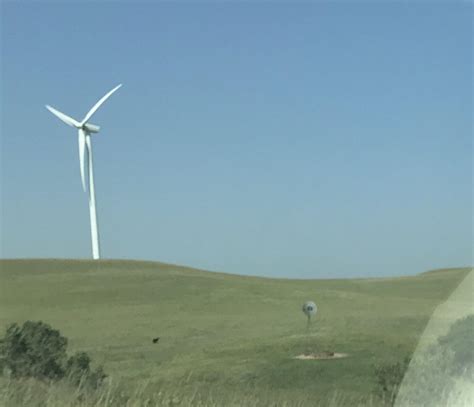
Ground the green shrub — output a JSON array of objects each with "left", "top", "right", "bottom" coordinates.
[
  {"left": 438, "top": 314, "right": 474, "bottom": 377},
  {"left": 374, "top": 356, "right": 411, "bottom": 405},
  {"left": 394, "top": 344, "right": 456, "bottom": 407},
  {"left": 0, "top": 320, "right": 106, "bottom": 389},
  {"left": 0, "top": 321, "right": 67, "bottom": 380},
  {"left": 387, "top": 315, "right": 474, "bottom": 406},
  {"left": 66, "top": 351, "right": 106, "bottom": 389}
]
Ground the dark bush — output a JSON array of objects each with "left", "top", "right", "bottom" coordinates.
[
  {"left": 374, "top": 355, "right": 411, "bottom": 405},
  {"left": 375, "top": 315, "right": 474, "bottom": 406},
  {"left": 66, "top": 351, "right": 107, "bottom": 389},
  {"left": 0, "top": 321, "right": 67, "bottom": 380},
  {"left": 0, "top": 320, "right": 106, "bottom": 388},
  {"left": 438, "top": 314, "right": 474, "bottom": 377}
]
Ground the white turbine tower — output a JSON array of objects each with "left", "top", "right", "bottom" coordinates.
[{"left": 45, "top": 84, "right": 122, "bottom": 259}]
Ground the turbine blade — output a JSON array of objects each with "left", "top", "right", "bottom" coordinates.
[
  {"left": 81, "top": 84, "right": 122, "bottom": 125},
  {"left": 45, "top": 105, "right": 80, "bottom": 128},
  {"left": 78, "top": 129, "right": 87, "bottom": 192}
]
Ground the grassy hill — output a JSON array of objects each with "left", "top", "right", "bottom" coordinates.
[{"left": 0, "top": 259, "right": 470, "bottom": 406}]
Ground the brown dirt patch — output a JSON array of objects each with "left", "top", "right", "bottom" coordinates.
[{"left": 293, "top": 351, "right": 348, "bottom": 360}]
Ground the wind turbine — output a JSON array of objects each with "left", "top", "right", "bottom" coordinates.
[{"left": 45, "top": 84, "right": 122, "bottom": 259}]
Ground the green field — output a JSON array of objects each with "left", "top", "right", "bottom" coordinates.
[{"left": 0, "top": 260, "right": 470, "bottom": 406}]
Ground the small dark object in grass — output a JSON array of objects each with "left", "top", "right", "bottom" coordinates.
[{"left": 152, "top": 337, "right": 160, "bottom": 343}]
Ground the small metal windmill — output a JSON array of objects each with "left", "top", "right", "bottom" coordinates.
[{"left": 302, "top": 301, "right": 317, "bottom": 330}]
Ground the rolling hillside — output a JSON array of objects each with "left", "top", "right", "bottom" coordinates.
[{"left": 0, "top": 260, "right": 470, "bottom": 405}]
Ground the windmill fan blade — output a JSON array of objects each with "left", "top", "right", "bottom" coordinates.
[
  {"left": 78, "top": 129, "right": 87, "bottom": 192},
  {"left": 45, "top": 105, "right": 80, "bottom": 128},
  {"left": 81, "top": 84, "right": 122, "bottom": 125}
]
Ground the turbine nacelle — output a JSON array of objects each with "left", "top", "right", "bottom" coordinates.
[{"left": 83, "top": 123, "right": 100, "bottom": 133}]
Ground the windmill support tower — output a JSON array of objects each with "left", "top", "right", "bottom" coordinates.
[
  {"left": 86, "top": 134, "right": 100, "bottom": 259},
  {"left": 46, "top": 84, "right": 122, "bottom": 259}
]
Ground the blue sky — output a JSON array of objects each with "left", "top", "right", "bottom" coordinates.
[{"left": 1, "top": 1, "right": 472, "bottom": 278}]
